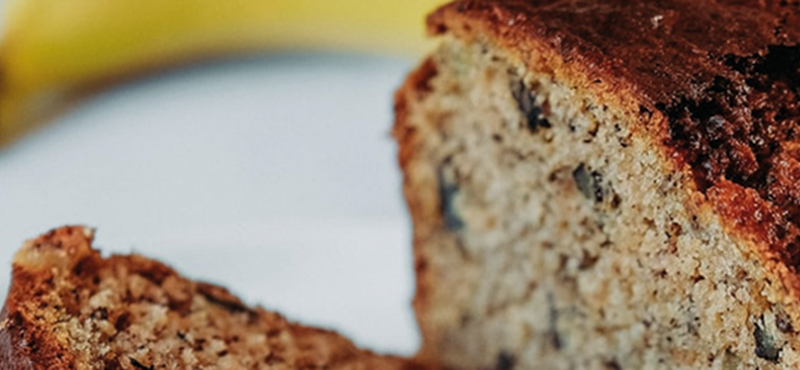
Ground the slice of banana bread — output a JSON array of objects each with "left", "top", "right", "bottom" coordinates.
[
  {"left": 395, "top": 1, "right": 800, "bottom": 369},
  {"left": 0, "top": 226, "right": 419, "bottom": 370}
]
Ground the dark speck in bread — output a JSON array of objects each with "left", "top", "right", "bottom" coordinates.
[
  {"left": 130, "top": 358, "right": 155, "bottom": 370},
  {"left": 495, "top": 352, "right": 516, "bottom": 370},
  {"left": 573, "top": 163, "right": 604, "bottom": 203},
  {"left": 438, "top": 167, "right": 465, "bottom": 231},
  {"left": 429, "top": 0, "right": 800, "bottom": 290},
  {"left": 754, "top": 317, "right": 782, "bottom": 362},
  {"left": 511, "top": 78, "right": 550, "bottom": 132}
]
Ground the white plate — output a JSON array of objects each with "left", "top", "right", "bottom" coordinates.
[{"left": 0, "top": 54, "right": 419, "bottom": 355}]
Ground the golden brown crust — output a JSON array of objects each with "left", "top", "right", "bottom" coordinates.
[
  {"left": 0, "top": 226, "right": 423, "bottom": 370},
  {"left": 0, "top": 227, "right": 88, "bottom": 370},
  {"left": 428, "top": 0, "right": 799, "bottom": 107},
  {"left": 422, "top": 0, "right": 800, "bottom": 300},
  {"left": 393, "top": 58, "right": 441, "bottom": 348}
]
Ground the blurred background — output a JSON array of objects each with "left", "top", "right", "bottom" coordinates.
[{"left": 0, "top": 0, "right": 444, "bottom": 356}]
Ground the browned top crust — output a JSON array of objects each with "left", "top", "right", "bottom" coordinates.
[
  {"left": 428, "top": 0, "right": 800, "bottom": 291},
  {"left": 0, "top": 226, "right": 422, "bottom": 370}
]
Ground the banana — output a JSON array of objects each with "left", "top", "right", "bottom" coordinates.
[{"left": 0, "top": 0, "right": 446, "bottom": 148}]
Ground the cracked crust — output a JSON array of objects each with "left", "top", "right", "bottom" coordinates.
[{"left": 0, "top": 226, "right": 422, "bottom": 370}]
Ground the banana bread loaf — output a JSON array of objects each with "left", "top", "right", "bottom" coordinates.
[
  {"left": 395, "top": 1, "right": 800, "bottom": 369},
  {"left": 0, "top": 226, "right": 420, "bottom": 370}
]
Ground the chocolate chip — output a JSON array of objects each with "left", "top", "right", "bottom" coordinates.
[
  {"left": 754, "top": 317, "right": 781, "bottom": 362},
  {"left": 511, "top": 79, "right": 550, "bottom": 132},
  {"left": 438, "top": 168, "right": 464, "bottom": 231},
  {"left": 572, "top": 164, "right": 604, "bottom": 203}
]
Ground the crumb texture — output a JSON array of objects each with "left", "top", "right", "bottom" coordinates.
[
  {"left": 0, "top": 226, "right": 415, "bottom": 370},
  {"left": 429, "top": 0, "right": 800, "bottom": 289},
  {"left": 395, "top": 38, "right": 800, "bottom": 370}
]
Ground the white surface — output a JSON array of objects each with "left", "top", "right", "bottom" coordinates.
[{"left": 0, "top": 54, "right": 419, "bottom": 355}]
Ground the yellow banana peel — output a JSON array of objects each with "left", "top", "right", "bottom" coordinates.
[{"left": 0, "top": 0, "right": 446, "bottom": 148}]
